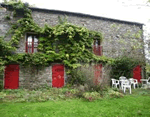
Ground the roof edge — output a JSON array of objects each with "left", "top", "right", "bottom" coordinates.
[{"left": 0, "top": 3, "right": 144, "bottom": 26}]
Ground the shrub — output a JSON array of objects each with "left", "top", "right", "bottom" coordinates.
[
  {"left": 68, "top": 68, "right": 87, "bottom": 85},
  {"left": 138, "top": 83, "right": 142, "bottom": 88},
  {"left": 146, "top": 71, "right": 150, "bottom": 78},
  {"left": 139, "top": 91, "right": 148, "bottom": 95},
  {"left": 83, "top": 91, "right": 101, "bottom": 101},
  {"left": 69, "top": 64, "right": 109, "bottom": 95},
  {"left": 0, "top": 80, "right": 3, "bottom": 91},
  {"left": 106, "top": 89, "right": 124, "bottom": 98},
  {"left": 110, "top": 56, "right": 141, "bottom": 79}
]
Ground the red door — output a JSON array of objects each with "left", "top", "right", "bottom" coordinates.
[
  {"left": 133, "top": 65, "right": 141, "bottom": 82},
  {"left": 93, "top": 64, "right": 102, "bottom": 85},
  {"left": 4, "top": 64, "right": 19, "bottom": 89},
  {"left": 52, "top": 64, "right": 64, "bottom": 88}
]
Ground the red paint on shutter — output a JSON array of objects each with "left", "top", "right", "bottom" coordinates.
[
  {"left": 133, "top": 65, "right": 141, "bottom": 82},
  {"left": 93, "top": 64, "right": 103, "bottom": 85},
  {"left": 52, "top": 64, "right": 64, "bottom": 88},
  {"left": 93, "top": 46, "right": 102, "bottom": 56},
  {"left": 4, "top": 64, "right": 19, "bottom": 89}
]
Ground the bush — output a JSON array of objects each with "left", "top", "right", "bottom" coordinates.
[
  {"left": 105, "top": 89, "right": 124, "bottom": 98},
  {"left": 110, "top": 56, "right": 140, "bottom": 79},
  {"left": 0, "top": 80, "right": 3, "bottom": 91},
  {"left": 83, "top": 91, "right": 101, "bottom": 101},
  {"left": 68, "top": 68, "right": 87, "bottom": 85},
  {"left": 68, "top": 65, "right": 111, "bottom": 99},
  {"left": 146, "top": 71, "right": 150, "bottom": 78}
]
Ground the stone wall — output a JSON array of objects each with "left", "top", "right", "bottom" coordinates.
[
  {"left": 19, "top": 65, "right": 52, "bottom": 89},
  {"left": 0, "top": 6, "right": 145, "bottom": 88},
  {"left": 30, "top": 9, "right": 144, "bottom": 61},
  {"left": 0, "top": 7, "right": 145, "bottom": 61},
  {"left": 0, "top": 8, "right": 11, "bottom": 41}
]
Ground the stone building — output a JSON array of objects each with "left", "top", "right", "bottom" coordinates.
[{"left": 0, "top": 3, "right": 145, "bottom": 89}]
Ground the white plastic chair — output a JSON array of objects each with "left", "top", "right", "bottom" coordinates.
[
  {"left": 147, "top": 77, "right": 150, "bottom": 85},
  {"left": 122, "top": 80, "right": 131, "bottom": 94},
  {"left": 129, "top": 78, "right": 138, "bottom": 89},
  {"left": 129, "top": 78, "right": 134, "bottom": 84},
  {"left": 132, "top": 79, "right": 138, "bottom": 89},
  {"left": 119, "top": 76, "right": 126, "bottom": 80},
  {"left": 140, "top": 77, "right": 150, "bottom": 87},
  {"left": 119, "top": 76, "right": 127, "bottom": 90},
  {"left": 111, "top": 79, "right": 119, "bottom": 88}
]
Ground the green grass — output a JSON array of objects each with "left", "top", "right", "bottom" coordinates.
[
  {"left": 0, "top": 88, "right": 150, "bottom": 117},
  {"left": 0, "top": 95, "right": 150, "bottom": 117}
]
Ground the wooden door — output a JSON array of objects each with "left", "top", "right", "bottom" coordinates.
[
  {"left": 93, "top": 64, "right": 103, "bottom": 85},
  {"left": 52, "top": 64, "right": 64, "bottom": 88},
  {"left": 4, "top": 64, "right": 19, "bottom": 89},
  {"left": 133, "top": 65, "right": 141, "bottom": 82}
]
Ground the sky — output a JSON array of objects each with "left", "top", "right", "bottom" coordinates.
[
  {"left": 1, "top": 0, "right": 149, "bottom": 24},
  {"left": 1, "top": 0, "right": 150, "bottom": 57},
  {"left": 19, "top": 0, "right": 149, "bottom": 24}
]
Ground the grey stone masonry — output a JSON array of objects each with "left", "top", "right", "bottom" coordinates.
[
  {"left": 0, "top": 5, "right": 145, "bottom": 60},
  {"left": 30, "top": 9, "right": 144, "bottom": 61},
  {"left": 0, "top": 4, "right": 146, "bottom": 88},
  {"left": 19, "top": 65, "right": 52, "bottom": 89}
]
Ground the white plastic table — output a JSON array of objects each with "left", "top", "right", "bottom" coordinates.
[{"left": 140, "top": 79, "right": 148, "bottom": 87}]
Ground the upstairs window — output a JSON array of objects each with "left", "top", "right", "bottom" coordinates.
[
  {"left": 26, "top": 34, "right": 39, "bottom": 53},
  {"left": 93, "top": 39, "right": 102, "bottom": 56}
]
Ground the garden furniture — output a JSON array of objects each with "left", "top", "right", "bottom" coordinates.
[
  {"left": 140, "top": 77, "right": 150, "bottom": 88},
  {"left": 132, "top": 79, "right": 138, "bottom": 89},
  {"left": 140, "top": 78, "right": 149, "bottom": 87},
  {"left": 111, "top": 79, "right": 120, "bottom": 88},
  {"left": 119, "top": 76, "right": 126, "bottom": 89},
  {"left": 129, "top": 78, "right": 138, "bottom": 89},
  {"left": 119, "top": 76, "right": 126, "bottom": 80},
  {"left": 119, "top": 76, "right": 127, "bottom": 89},
  {"left": 147, "top": 77, "right": 150, "bottom": 85},
  {"left": 122, "top": 80, "right": 131, "bottom": 94}
]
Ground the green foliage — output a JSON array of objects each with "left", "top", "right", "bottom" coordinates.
[
  {"left": 110, "top": 56, "right": 142, "bottom": 79},
  {"left": 68, "top": 68, "right": 87, "bottom": 85},
  {"left": 1, "top": 95, "right": 150, "bottom": 116},
  {"left": 146, "top": 64, "right": 150, "bottom": 77},
  {"left": 0, "top": 36, "right": 16, "bottom": 73},
  {"left": 4, "top": 15, "right": 10, "bottom": 20},
  {"left": 2, "top": 0, "right": 144, "bottom": 83},
  {"left": 0, "top": 88, "right": 80, "bottom": 102},
  {"left": 0, "top": 80, "right": 3, "bottom": 91},
  {"left": 106, "top": 89, "right": 124, "bottom": 98},
  {"left": 58, "top": 15, "right": 68, "bottom": 24},
  {"left": 83, "top": 91, "right": 101, "bottom": 101},
  {"left": 2, "top": 0, "right": 108, "bottom": 71}
]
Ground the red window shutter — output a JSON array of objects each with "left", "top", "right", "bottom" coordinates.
[{"left": 93, "top": 45, "right": 102, "bottom": 56}]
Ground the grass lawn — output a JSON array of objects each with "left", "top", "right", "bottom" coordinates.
[{"left": 0, "top": 94, "right": 150, "bottom": 117}]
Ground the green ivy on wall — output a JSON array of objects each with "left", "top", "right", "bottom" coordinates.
[
  {"left": 0, "top": 1, "right": 112, "bottom": 72},
  {"left": 0, "top": 1, "right": 145, "bottom": 77}
]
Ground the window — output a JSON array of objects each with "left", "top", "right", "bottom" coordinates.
[
  {"left": 26, "top": 34, "right": 39, "bottom": 53},
  {"left": 93, "top": 39, "right": 102, "bottom": 56}
]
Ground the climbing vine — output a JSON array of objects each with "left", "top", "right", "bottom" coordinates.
[
  {"left": 0, "top": 1, "right": 145, "bottom": 77},
  {"left": 0, "top": 0, "right": 113, "bottom": 73}
]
